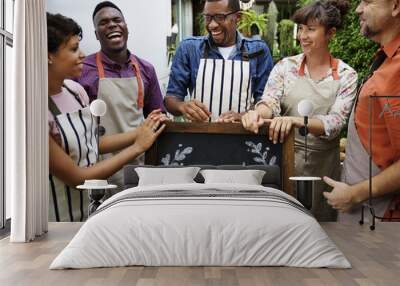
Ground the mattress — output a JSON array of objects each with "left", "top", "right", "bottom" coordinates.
[{"left": 50, "top": 183, "right": 350, "bottom": 269}]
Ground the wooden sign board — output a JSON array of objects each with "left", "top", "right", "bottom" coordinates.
[{"left": 145, "top": 122, "right": 294, "bottom": 196}]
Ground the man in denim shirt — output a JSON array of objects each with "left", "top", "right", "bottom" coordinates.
[{"left": 165, "top": 0, "right": 273, "bottom": 122}]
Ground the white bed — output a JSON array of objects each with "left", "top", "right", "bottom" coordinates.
[{"left": 50, "top": 183, "right": 351, "bottom": 269}]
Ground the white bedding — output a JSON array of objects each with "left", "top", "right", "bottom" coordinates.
[{"left": 50, "top": 183, "right": 351, "bottom": 269}]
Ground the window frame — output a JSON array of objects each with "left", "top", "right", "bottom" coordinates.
[{"left": 0, "top": 0, "right": 14, "bottom": 231}]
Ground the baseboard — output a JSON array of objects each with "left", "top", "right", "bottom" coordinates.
[{"left": 0, "top": 218, "right": 11, "bottom": 239}]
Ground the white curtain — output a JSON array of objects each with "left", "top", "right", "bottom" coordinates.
[{"left": 7, "top": 0, "right": 48, "bottom": 242}]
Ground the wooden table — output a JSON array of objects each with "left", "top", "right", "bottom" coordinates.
[{"left": 0, "top": 222, "right": 399, "bottom": 286}]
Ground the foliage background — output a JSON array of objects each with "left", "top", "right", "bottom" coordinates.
[{"left": 279, "top": 20, "right": 296, "bottom": 58}]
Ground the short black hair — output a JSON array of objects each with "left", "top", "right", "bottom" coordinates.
[
  {"left": 92, "top": 1, "right": 123, "bottom": 20},
  {"left": 293, "top": 0, "right": 350, "bottom": 30},
  {"left": 47, "top": 12, "right": 82, "bottom": 53},
  {"left": 205, "top": 0, "right": 241, "bottom": 12}
]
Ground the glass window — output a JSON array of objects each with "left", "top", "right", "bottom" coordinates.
[
  {"left": 1, "top": 0, "right": 14, "bottom": 229},
  {"left": 5, "top": 0, "right": 14, "bottom": 33},
  {"left": 0, "top": 1, "right": 3, "bottom": 29},
  {"left": 5, "top": 43, "right": 12, "bottom": 220},
  {"left": 0, "top": 37, "right": 3, "bottom": 229}
]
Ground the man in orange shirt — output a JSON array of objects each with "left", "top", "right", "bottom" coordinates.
[{"left": 323, "top": 0, "right": 400, "bottom": 222}]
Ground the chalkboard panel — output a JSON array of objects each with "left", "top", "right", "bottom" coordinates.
[
  {"left": 155, "top": 133, "right": 281, "bottom": 166},
  {"left": 145, "top": 122, "right": 294, "bottom": 196}
]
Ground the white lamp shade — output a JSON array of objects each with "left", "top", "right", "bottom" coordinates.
[
  {"left": 90, "top": 99, "right": 107, "bottom": 117},
  {"left": 297, "top": 99, "right": 314, "bottom": 117},
  {"left": 171, "top": 24, "right": 178, "bottom": 34}
]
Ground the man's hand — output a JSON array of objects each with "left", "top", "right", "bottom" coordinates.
[
  {"left": 323, "top": 176, "right": 357, "bottom": 212},
  {"left": 216, "top": 111, "right": 242, "bottom": 123},
  {"left": 242, "top": 110, "right": 265, "bottom": 133},
  {"left": 178, "top": 100, "right": 211, "bottom": 122}
]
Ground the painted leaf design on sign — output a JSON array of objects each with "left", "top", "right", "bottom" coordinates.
[
  {"left": 245, "top": 140, "right": 277, "bottom": 166},
  {"left": 161, "top": 154, "right": 171, "bottom": 166},
  {"left": 253, "top": 157, "right": 266, "bottom": 164},
  {"left": 181, "top": 147, "right": 193, "bottom": 155},
  {"left": 269, "top": 156, "right": 277, "bottom": 166},
  {"left": 161, "top": 145, "right": 194, "bottom": 165},
  {"left": 256, "top": 143, "right": 262, "bottom": 152},
  {"left": 175, "top": 149, "right": 181, "bottom": 160}
]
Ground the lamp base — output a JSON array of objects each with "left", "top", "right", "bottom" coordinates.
[{"left": 290, "top": 176, "right": 321, "bottom": 210}]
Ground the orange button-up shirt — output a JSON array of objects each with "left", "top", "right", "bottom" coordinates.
[{"left": 355, "top": 33, "right": 400, "bottom": 170}]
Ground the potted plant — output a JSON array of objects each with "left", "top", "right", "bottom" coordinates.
[{"left": 238, "top": 9, "right": 268, "bottom": 37}]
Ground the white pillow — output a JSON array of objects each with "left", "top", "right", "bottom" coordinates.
[
  {"left": 200, "top": 169, "right": 266, "bottom": 185},
  {"left": 135, "top": 167, "right": 200, "bottom": 186}
]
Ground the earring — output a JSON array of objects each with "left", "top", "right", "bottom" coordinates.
[{"left": 48, "top": 60, "right": 53, "bottom": 64}]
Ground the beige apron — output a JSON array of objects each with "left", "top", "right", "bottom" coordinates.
[
  {"left": 49, "top": 84, "right": 98, "bottom": 222},
  {"left": 282, "top": 57, "right": 341, "bottom": 221},
  {"left": 341, "top": 96, "right": 397, "bottom": 223},
  {"left": 96, "top": 53, "right": 145, "bottom": 189}
]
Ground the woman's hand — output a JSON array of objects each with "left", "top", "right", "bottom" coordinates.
[
  {"left": 241, "top": 110, "right": 265, "bottom": 133},
  {"left": 133, "top": 117, "right": 166, "bottom": 153},
  {"left": 264, "top": 116, "right": 303, "bottom": 144},
  {"left": 147, "top": 109, "right": 170, "bottom": 123},
  {"left": 216, "top": 111, "right": 242, "bottom": 123}
]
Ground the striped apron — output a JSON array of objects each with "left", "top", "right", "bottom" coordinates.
[
  {"left": 193, "top": 45, "right": 252, "bottom": 121},
  {"left": 282, "top": 56, "right": 341, "bottom": 221},
  {"left": 95, "top": 52, "right": 145, "bottom": 189},
  {"left": 49, "top": 84, "right": 98, "bottom": 222}
]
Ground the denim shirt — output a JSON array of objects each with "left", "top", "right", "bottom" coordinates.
[{"left": 166, "top": 33, "right": 273, "bottom": 103}]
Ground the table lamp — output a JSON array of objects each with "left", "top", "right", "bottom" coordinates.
[
  {"left": 289, "top": 100, "right": 318, "bottom": 210},
  {"left": 89, "top": 99, "right": 107, "bottom": 162},
  {"left": 297, "top": 99, "right": 314, "bottom": 162}
]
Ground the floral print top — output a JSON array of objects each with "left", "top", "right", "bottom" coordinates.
[{"left": 258, "top": 53, "right": 358, "bottom": 140}]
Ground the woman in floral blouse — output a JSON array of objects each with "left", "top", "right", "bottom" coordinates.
[{"left": 242, "top": 0, "right": 358, "bottom": 221}]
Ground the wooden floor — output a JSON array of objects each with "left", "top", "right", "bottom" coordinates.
[{"left": 0, "top": 222, "right": 399, "bottom": 286}]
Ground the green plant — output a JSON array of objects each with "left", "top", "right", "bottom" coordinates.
[
  {"left": 279, "top": 19, "right": 296, "bottom": 58},
  {"left": 297, "top": 0, "right": 313, "bottom": 7},
  {"left": 238, "top": 9, "right": 268, "bottom": 37},
  {"left": 329, "top": 0, "right": 378, "bottom": 81},
  {"left": 265, "top": 0, "right": 278, "bottom": 54},
  {"left": 195, "top": 12, "right": 208, "bottom": 36}
]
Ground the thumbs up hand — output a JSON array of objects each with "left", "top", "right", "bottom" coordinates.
[{"left": 323, "top": 176, "right": 356, "bottom": 212}]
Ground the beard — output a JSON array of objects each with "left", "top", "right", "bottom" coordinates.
[{"left": 361, "top": 24, "right": 381, "bottom": 40}]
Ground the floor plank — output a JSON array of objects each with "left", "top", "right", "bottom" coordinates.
[{"left": 0, "top": 222, "right": 399, "bottom": 286}]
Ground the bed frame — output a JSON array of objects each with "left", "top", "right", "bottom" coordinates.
[{"left": 143, "top": 122, "right": 294, "bottom": 196}]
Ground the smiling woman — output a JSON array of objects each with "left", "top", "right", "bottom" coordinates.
[
  {"left": 242, "top": 0, "right": 358, "bottom": 221},
  {"left": 46, "top": 13, "right": 167, "bottom": 222}
]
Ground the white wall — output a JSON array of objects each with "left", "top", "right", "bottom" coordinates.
[{"left": 47, "top": 0, "right": 172, "bottom": 93}]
